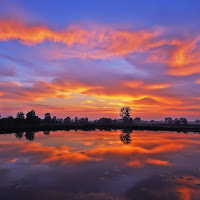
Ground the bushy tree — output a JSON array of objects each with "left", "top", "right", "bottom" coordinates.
[
  {"left": 120, "top": 106, "right": 131, "bottom": 119},
  {"left": 26, "top": 110, "right": 40, "bottom": 125},
  {"left": 52, "top": 116, "right": 57, "bottom": 121},
  {"left": 74, "top": 117, "right": 78, "bottom": 125},
  {"left": 16, "top": 112, "right": 25, "bottom": 119},
  {"left": 64, "top": 117, "right": 71, "bottom": 125},
  {"left": 44, "top": 113, "right": 51, "bottom": 122},
  {"left": 26, "top": 110, "right": 36, "bottom": 120},
  {"left": 120, "top": 106, "right": 131, "bottom": 124},
  {"left": 180, "top": 118, "right": 188, "bottom": 126},
  {"left": 174, "top": 118, "right": 180, "bottom": 126},
  {"left": 79, "top": 117, "right": 89, "bottom": 125}
]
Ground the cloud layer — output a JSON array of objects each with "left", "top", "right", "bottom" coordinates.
[{"left": 1, "top": 18, "right": 200, "bottom": 119}]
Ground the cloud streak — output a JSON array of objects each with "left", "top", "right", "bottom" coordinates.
[{"left": 1, "top": 19, "right": 200, "bottom": 76}]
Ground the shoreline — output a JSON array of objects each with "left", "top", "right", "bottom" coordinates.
[{"left": 1, "top": 124, "right": 200, "bottom": 134}]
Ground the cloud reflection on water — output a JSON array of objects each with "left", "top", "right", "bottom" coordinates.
[{"left": 0, "top": 130, "right": 200, "bottom": 200}]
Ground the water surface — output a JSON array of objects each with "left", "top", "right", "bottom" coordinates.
[{"left": 0, "top": 130, "right": 200, "bottom": 200}]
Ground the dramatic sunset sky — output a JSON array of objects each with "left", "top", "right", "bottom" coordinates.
[{"left": 1, "top": 0, "right": 200, "bottom": 120}]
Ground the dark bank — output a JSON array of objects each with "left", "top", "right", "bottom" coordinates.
[{"left": 1, "top": 107, "right": 200, "bottom": 133}]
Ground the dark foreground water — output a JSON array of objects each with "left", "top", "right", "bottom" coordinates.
[{"left": 0, "top": 130, "right": 200, "bottom": 200}]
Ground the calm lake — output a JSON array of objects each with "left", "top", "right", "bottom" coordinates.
[{"left": 0, "top": 130, "right": 200, "bottom": 200}]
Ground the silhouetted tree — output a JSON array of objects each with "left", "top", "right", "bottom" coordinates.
[
  {"left": 174, "top": 118, "right": 180, "bottom": 126},
  {"left": 8, "top": 116, "right": 14, "bottom": 120},
  {"left": 79, "top": 117, "right": 89, "bottom": 125},
  {"left": 74, "top": 117, "right": 78, "bottom": 125},
  {"left": 15, "top": 112, "right": 25, "bottom": 127},
  {"left": 134, "top": 117, "right": 141, "bottom": 123},
  {"left": 84, "top": 117, "right": 88, "bottom": 123},
  {"left": 165, "top": 117, "right": 172, "bottom": 125},
  {"left": 26, "top": 110, "right": 40, "bottom": 126},
  {"left": 44, "top": 113, "right": 51, "bottom": 123},
  {"left": 51, "top": 116, "right": 57, "bottom": 125},
  {"left": 180, "top": 118, "right": 188, "bottom": 126},
  {"left": 52, "top": 116, "right": 57, "bottom": 121},
  {"left": 26, "top": 110, "right": 36, "bottom": 120},
  {"left": 120, "top": 106, "right": 131, "bottom": 119},
  {"left": 16, "top": 112, "right": 25, "bottom": 119},
  {"left": 64, "top": 117, "right": 71, "bottom": 125},
  {"left": 120, "top": 106, "right": 131, "bottom": 124}
]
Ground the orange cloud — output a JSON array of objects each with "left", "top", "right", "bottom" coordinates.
[
  {"left": 127, "top": 160, "right": 143, "bottom": 167},
  {"left": 125, "top": 81, "right": 172, "bottom": 90},
  {"left": 2, "top": 19, "right": 200, "bottom": 118},
  {"left": 195, "top": 79, "right": 200, "bottom": 84},
  {"left": 145, "top": 83, "right": 171, "bottom": 90},
  {"left": 0, "top": 80, "right": 101, "bottom": 102},
  {"left": 0, "top": 19, "right": 156, "bottom": 51},
  {"left": 1, "top": 19, "right": 200, "bottom": 76},
  {"left": 1, "top": 77, "right": 192, "bottom": 119},
  {"left": 146, "top": 158, "right": 171, "bottom": 166},
  {"left": 167, "top": 38, "right": 200, "bottom": 76},
  {"left": 0, "top": 79, "right": 180, "bottom": 104},
  {"left": 0, "top": 20, "right": 89, "bottom": 45},
  {"left": 124, "top": 81, "right": 143, "bottom": 88},
  {"left": 80, "top": 141, "right": 94, "bottom": 146},
  {"left": 0, "top": 19, "right": 169, "bottom": 61}
]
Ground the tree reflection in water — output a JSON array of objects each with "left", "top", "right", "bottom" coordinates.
[
  {"left": 15, "top": 131, "right": 24, "bottom": 139},
  {"left": 120, "top": 129, "right": 132, "bottom": 144},
  {"left": 44, "top": 130, "right": 50, "bottom": 135},
  {"left": 25, "top": 131, "right": 35, "bottom": 141}
]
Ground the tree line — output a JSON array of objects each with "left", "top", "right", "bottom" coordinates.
[
  {"left": 0, "top": 106, "right": 133, "bottom": 128},
  {"left": 0, "top": 106, "right": 199, "bottom": 132}
]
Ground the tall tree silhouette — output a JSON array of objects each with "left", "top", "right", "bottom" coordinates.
[{"left": 120, "top": 106, "right": 131, "bottom": 124}]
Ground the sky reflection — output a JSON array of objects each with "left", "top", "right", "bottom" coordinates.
[{"left": 0, "top": 130, "right": 200, "bottom": 200}]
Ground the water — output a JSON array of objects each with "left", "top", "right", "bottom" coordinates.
[{"left": 0, "top": 130, "right": 200, "bottom": 200}]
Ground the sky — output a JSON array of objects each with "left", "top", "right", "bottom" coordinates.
[{"left": 1, "top": 0, "right": 200, "bottom": 120}]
